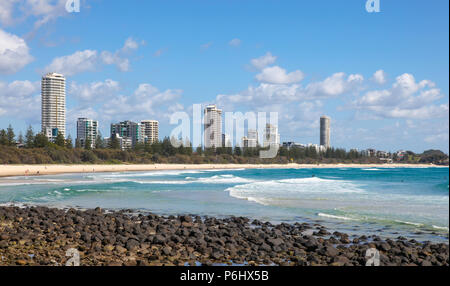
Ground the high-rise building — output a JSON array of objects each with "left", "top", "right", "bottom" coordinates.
[
  {"left": 104, "top": 135, "right": 132, "bottom": 150},
  {"left": 204, "top": 104, "right": 222, "bottom": 148},
  {"left": 140, "top": 120, "right": 159, "bottom": 144},
  {"left": 76, "top": 118, "right": 98, "bottom": 149},
  {"left": 111, "top": 120, "right": 141, "bottom": 147},
  {"left": 222, "top": 134, "right": 231, "bottom": 148},
  {"left": 248, "top": 129, "right": 258, "bottom": 147},
  {"left": 41, "top": 73, "right": 66, "bottom": 141},
  {"left": 320, "top": 115, "right": 331, "bottom": 149},
  {"left": 263, "top": 124, "right": 280, "bottom": 147}
]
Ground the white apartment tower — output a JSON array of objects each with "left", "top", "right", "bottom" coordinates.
[
  {"left": 140, "top": 120, "right": 159, "bottom": 144},
  {"left": 320, "top": 115, "right": 331, "bottom": 149},
  {"left": 77, "top": 118, "right": 98, "bottom": 149},
  {"left": 41, "top": 73, "right": 66, "bottom": 141},
  {"left": 263, "top": 124, "right": 280, "bottom": 147},
  {"left": 204, "top": 104, "right": 222, "bottom": 148}
]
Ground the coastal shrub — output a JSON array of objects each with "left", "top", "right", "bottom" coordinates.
[{"left": 81, "top": 150, "right": 97, "bottom": 163}]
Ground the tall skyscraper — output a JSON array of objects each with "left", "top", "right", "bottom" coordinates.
[
  {"left": 320, "top": 115, "right": 331, "bottom": 148},
  {"left": 140, "top": 120, "right": 159, "bottom": 144},
  {"left": 41, "top": 73, "right": 66, "bottom": 141},
  {"left": 263, "top": 124, "right": 280, "bottom": 147},
  {"left": 204, "top": 104, "right": 222, "bottom": 148},
  {"left": 222, "top": 134, "right": 231, "bottom": 148},
  {"left": 248, "top": 129, "right": 258, "bottom": 147},
  {"left": 111, "top": 120, "right": 141, "bottom": 147},
  {"left": 77, "top": 118, "right": 98, "bottom": 149}
]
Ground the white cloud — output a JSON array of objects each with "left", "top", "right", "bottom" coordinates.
[
  {"left": 121, "top": 37, "right": 139, "bottom": 52},
  {"left": 372, "top": 69, "right": 387, "bottom": 84},
  {"left": 354, "top": 73, "right": 448, "bottom": 119},
  {"left": 0, "top": 0, "right": 17, "bottom": 26},
  {"left": 69, "top": 79, "right": 120, "bottom": 103},
  {"left": 201, "top": 42, "right": 213, "bottom": 50},
  {"left": 306, "top": 72, "right": 363, "bottom": 97},
  {"left": 99, "top": 51, "right": 130, "bottom": 72},
  {"left": 424, "top": 132, "right": 449, "bottom": 144},
  {"left": 0, "top": 0, "right": 69, "bottom": 30},
  {"left": 99, "top": 83, "right": 183, "bottom": 122},
  {"left": 45, "top": 50, "right": 98, "bottom": 76},
  {"left": 256, "top": 66, "right": 304, "bottom": 84},
  {"left": 250, "top": 52, "right": 277, "bottom": 70},
  {"left": 0, "top": 80, "right": 40, "bottom": 122},
  {"left": 229, "top": 38, "right": 241, "bottom": 47},
  {"left": 0, "top": 28, "right": 34, "bottom": 74},
  {"left": 44, "top": 38, "right": 141, "bottom": 75}
]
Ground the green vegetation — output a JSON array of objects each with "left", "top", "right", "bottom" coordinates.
[{"left": 0, "top": 125, "right": 448, "bottom": 165}]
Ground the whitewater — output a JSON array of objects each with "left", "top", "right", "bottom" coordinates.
[{"left": 0, "top": 167, "right": 448, "bottom": 243}]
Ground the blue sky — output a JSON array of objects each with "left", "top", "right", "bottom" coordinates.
[{"left": 0, "top": 0, "right": 448, "bottom": 152}]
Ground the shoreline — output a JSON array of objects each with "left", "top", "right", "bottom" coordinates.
[
  {"left": 0, "top": 205, "right": 448, "bottom": 266},
  {"left": 0, "top": 163, "right": 446, "bottom": 178}
]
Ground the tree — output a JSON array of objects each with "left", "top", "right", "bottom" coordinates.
[
  {"left": 6, "top": 125, "right": 15, "bottom": 146},
  {"left": 55, "top": 132, "right": 65, "bottom": 147},
  {"left": 95, "top": 133, "right": 104, "bottom": 149},
  {"left": 84, "top": 137, "right": 92, "bottom": 150},
  {"left": 75, "top": 138, "right": 82, "bottom": 148},
  {"left": 34, "top": 133, "right": 49, "bottom": 148},
  {"left": 234, "top": 145, "right": 242, "bottom": 156},
  {"left": 25, "top": 126, "right": 35, "bottom": 148},
  {"left": 0, "top": 129, "right": 7, "bottom": 145},
  {"left": 17, "top": 132, "right": 24, "bottom": 145},
  {"left": 66, "top": 135, "right": 73, "bottom": 149},
  {"left": 109, "top": 135, "right": 121, "bottom": 150}
]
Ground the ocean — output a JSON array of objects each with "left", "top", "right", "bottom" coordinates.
[{"left": 0, "top": 167, "right": 448, "bottom": 243}]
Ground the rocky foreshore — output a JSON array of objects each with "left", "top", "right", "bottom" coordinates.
[{"left": 0, "top": 206, "right": 448, "bottom": 266}]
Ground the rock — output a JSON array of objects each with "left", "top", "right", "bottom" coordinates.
[
  {"left": 115, "top": 245, "right": 127, "bottom": 254},
  {"left": 259, "top": 243, "right": 272, "bottom": 252},
  {"left": 179, "top": 215, "right": 192, "bottom": 223},
  {"left": 153, "top": 235, "right": 166, "bottom": 244},
  {"left": 320, "top": 246, "right": 339, "bottom": 257},
  {"left": 303, "top": 237, "right": 319, "bottom": 251},
  {"left": 162, "top": 246, "right": 172, "bottom": 256},
  {"left": 126, "top": 239, "right": 140, "bottom": 251},
  {"left": 16, "top": 259, "right": 27, "bottom": 266},
  {"left": 104, "top": 244, "right": 115, "bottom": 252},
  {"left": 266, "top": 238, "right": 283, "bottom": 247}
]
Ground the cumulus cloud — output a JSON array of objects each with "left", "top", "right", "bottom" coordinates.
[
  {"left": 0, "top": 29, "right": 34, "bottom": 74},
  {"left": 372, "top": 69, "right": 387, "bottom": 84},
  {"left": 256, "top": 66, "right": 305, "bottom": 84},
  {"left": 0, "top": 0, "right": 70, "bottom": 30},
  {"left": 0, "top": 80, "right": 40, "bottom": 122},
  {"left": 354, "top": 73, "right": 448, "bottom": 119},
  {"left": 44, "top": 37, "right": 141, "bottom": 75},
  {"left": 69, "top": 79, "right": 120, "bottom": 103},
  {"left": 229, "top": 38, "right": 241, "bottom": 47},
  {"left": 0, "top": 0, "right": 17, "bottom": 26},
  {"left": 45, "top": 50, "right": 98, "bottom": 76},
  {"left": 306, "top": 72, "right": 363, "bottom": 97},
  {"left": 96, "top": 83, "right": 184, "bottom": 123},
  {"left": 250, "top": 52, "right": 277, "bottom": 70}
]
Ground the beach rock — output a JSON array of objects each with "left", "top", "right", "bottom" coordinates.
[{"left": 125, "top": 239, "right": 139, "bottom": 251}]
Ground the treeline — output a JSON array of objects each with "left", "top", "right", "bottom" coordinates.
[{"left": 0, "top": 125, "right": 448, "bottom": 165}]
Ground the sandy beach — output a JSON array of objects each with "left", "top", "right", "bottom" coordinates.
[{"left": 0, "top": 163, "right": 444, "bottom": 178}]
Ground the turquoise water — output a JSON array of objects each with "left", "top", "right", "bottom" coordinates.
[{"left": 0, "top": 167, "right": 448, "bottom": 243}]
